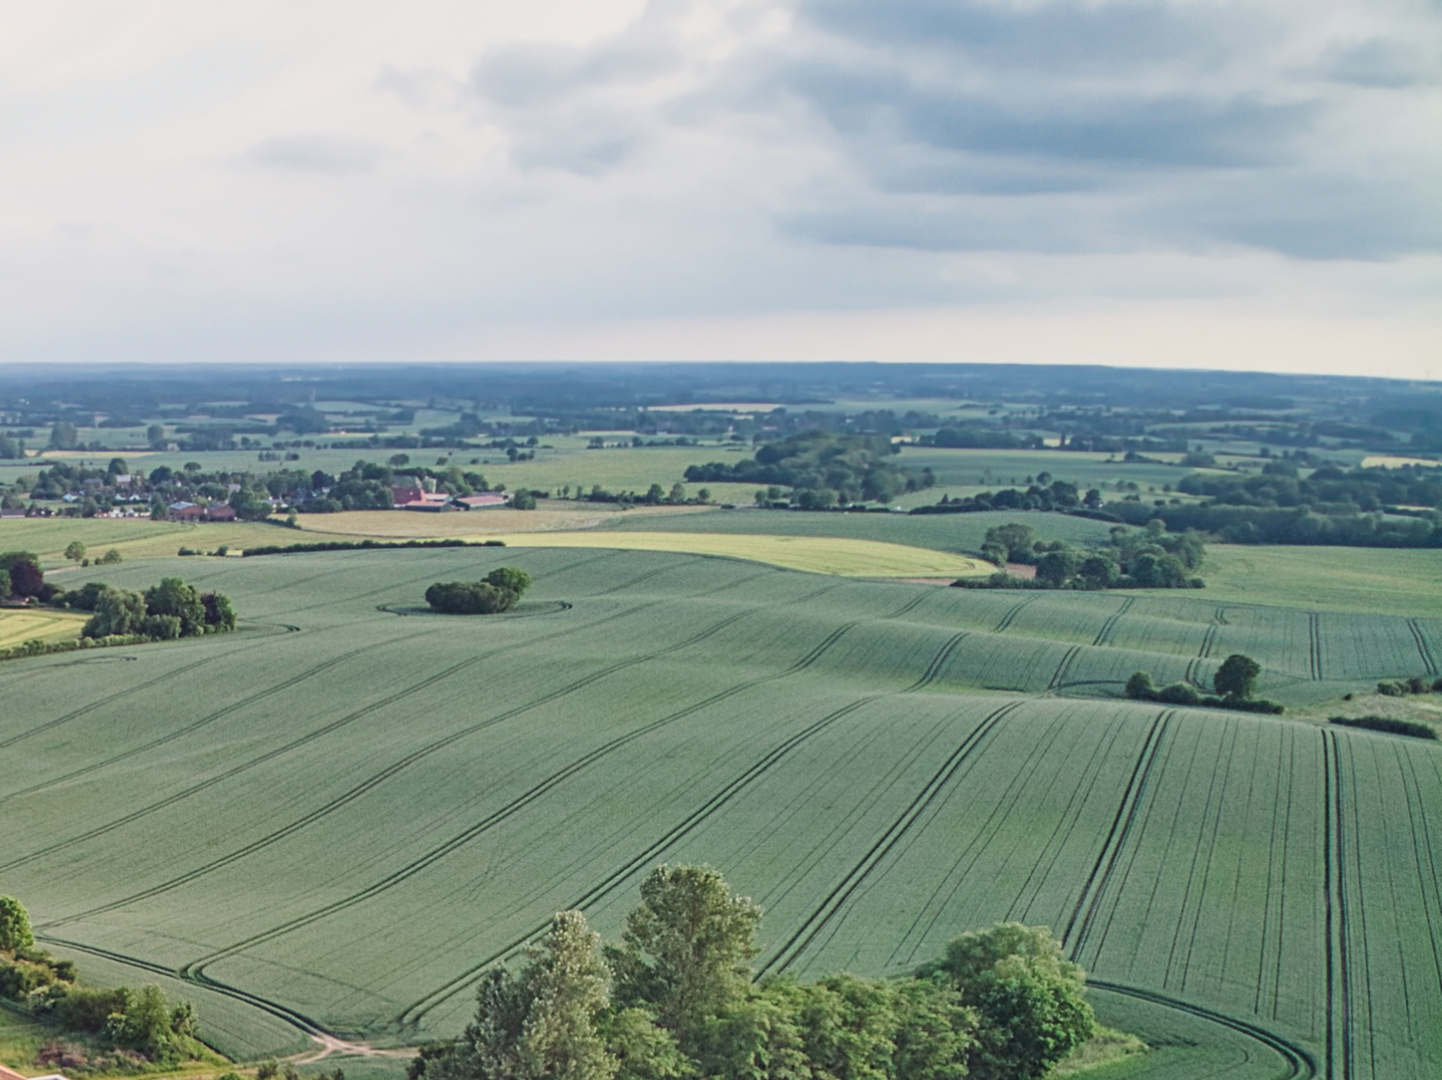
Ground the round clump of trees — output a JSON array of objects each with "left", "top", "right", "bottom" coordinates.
[{"left": 425, "top": 567, "right": 532, "bottom": 615}]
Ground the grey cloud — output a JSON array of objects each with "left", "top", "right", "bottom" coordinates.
[
  {"left": 1321, "top": 39, "right": 1439, "bottom": 88},
  {"left": 472, "top": 30, "right": 681, "bottom": 109},
  {"left": 249, "top": 135, "right": 381, "bottom": 174},
  {"left": 799, "top": 0, "right": 1245, "bottom": 74}
]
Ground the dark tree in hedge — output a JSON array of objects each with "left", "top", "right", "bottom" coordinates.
[
  {"left": 0, "top": 552, "right": 44, "bottom": 597},
  {"left": 1214, "top": 654, "right": 1261, "bottom": 702}
]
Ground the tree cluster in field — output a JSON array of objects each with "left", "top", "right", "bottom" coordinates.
[
  {"left": 1126, "top": 655, "right": 1284, "bottom": 714},
  {"left": 411, "top": 865, "right": 1098, "bottom": 1080},
  {"left": 1330, "top": 716, "right": 1437, "bottom": 739},
  {"left": 66, "top": 577, "right": 237, "bottom": 640},
  {"left": 1376, "top": 675, "right": 1442, "bottom": 697},
  {"left": 0, "top": 551, "right": 46, "bottom": 601},
  {"left": 426, "top": 568, "right": 533, "bottom": 615},
  {"left": 0, "top": 897, "right": 204, "bottom": 1069},
  {"left": 685, "top": 433, "right": 935, "bottom": 505},
  {"left": 954, "top": 521, "right": 1204, "bottom": 591}
]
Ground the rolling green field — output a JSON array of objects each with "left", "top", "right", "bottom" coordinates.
[{"left": 3, "top": 546, "right": 1441, "bottom": 1077}]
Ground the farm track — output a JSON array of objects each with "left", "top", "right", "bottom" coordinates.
[
  {"left": 1406, "top": 619, "right": 1438, "bottom": 675},
  {"left": 758, "top": 702, "right": 1024, "bottom": 977},
  {"left": 1088, "top": 980, "right": 1318, "bottom": 1079},
  {"left": 1090, "top": 596, "right": 1134, "bottom": 647},
  {"left": 1309, "top": 613, "right": 1325, "bottom": 681},
  {"left": 1185, "top": 612, "right": 1224, "bottom": 686},
  {"left": 1062, "top": 712, "right": 1172, "bottom": 960},
  {"left": 1174, "top": 720, "right": 1241, "bottom": 995}
]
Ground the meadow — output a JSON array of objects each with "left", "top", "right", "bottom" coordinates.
[
  {"left": 2, "top": 545, "right": 1440, "bottom": 1078},
  {"left": 0, "top": 607, "right": 89, "bottom": 648}
]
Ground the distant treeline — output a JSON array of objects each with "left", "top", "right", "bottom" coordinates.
[
  {"left": 242, "top": 538, "right": 506, "bottom": 557},
  {"left": 684, "top": 432, "right": 934, "bottom": 505}
]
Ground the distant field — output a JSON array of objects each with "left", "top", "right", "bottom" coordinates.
[
  {"left": 601, "top": 506, "right": 1116, "bottom": 554},
  {"left": 1192, "top": 545, "right": 1442, "bottom": 616},
  {"left": 485, "top": 530, "right": 994, "bottom": 578},
  {"left": 0, "top": 607, "right": 88, "bottom": 648},
  {"left": 4, "top": 547, "right": 1439, "bottom": 1078}
]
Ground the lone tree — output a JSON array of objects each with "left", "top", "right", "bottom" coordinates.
[
  {"left": 1213, "top": 654, "right": 1262, "bottom": 702},
  {"left": 64, "top": 540, "right": 87, "bottom": 563},
  {"left": 0, "top": 896, "right": 34, "bottom": 952}
]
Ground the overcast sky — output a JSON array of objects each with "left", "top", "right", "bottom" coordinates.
[{"left": 2, "top": 0, "right": 1438, "bottom": 377}]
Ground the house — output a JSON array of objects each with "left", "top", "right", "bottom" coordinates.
[
  {"left": 0, "top": 1064, "right": 68, "bottom": 1080},
  {"left": 390, "top": 485, "right": 425, "bottom": 506},
  {"left": 452, "top": 493, "right": 509, "bottom": 510},
  {"left": 168, "top": 501, "right": 203, "bottom": 521},
  {"left": 204, "top": 504, "right": 237, "bottom": 521},
  {"left": 400, "top": 493, "right": 455, "bottom": 512}
]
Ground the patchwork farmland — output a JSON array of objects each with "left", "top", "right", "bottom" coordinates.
[{"left": 3, "top": 547, "right": 1441, "bottom": 1077}]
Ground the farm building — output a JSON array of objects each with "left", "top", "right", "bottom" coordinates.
[
  {"left": 452, "top": 493, "right": 508, "bottom": 510},
  {"left": 167, "top": 501, "right": 202, "bottom": 521}
]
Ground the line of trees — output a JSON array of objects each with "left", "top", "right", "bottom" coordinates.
[
  {"left": 1126, "top": 655, "right": 1283, "bottom": 714},
  {"left": 410, "top": 865, "right": 1098, "bottom": 1080}
]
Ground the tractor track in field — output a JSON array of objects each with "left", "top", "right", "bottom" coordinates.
[
  {"left": 1309, "top": 613, "right": 1325, "bottom": 681},
  {"left": 1256, "top": 728, "right": 1295, "bottom": 1018},
  {"left": 0, "top": 637, "right": 268, "bottom": 752},
  {"left": 1047, "top": 645, "right": 1082, "bottom": 691},
  {"left": 1087, "top": 980, "right": 1318, "bottom": 1079},
  {"left": 759, "top": 701, "right": 1025, "bottom": 977},
  {"left": 1406, "top": 619, "right": 1438, "bottom": 675},
  {"left": 35, "top": 590, "right": 787, "bottom": 916},
  {"left": 14, "top": 568, "right": 804, "bottom": 880},
  {"left": 0, "top": 646, "right": 375, "bottom": 807},
  {"left": 173, "top": 587, "right": 930, "bottom": 988},
  {"left": 1090, "top": 596, "right": 1134, "bottom": 647},
  {"left": 888, "top": 707, "right": 1077, "bottom": 969},
  {"left": 393, "top": 693, "right": 893, "bottom": 1027},
  {"left": 1398, "top": 746, "right": 1442, "bottom": 1005},
  {"left": 905, "top": 632, "right": 968, "bottom": 690},
  {"left": 1177, "top": 720, "right": 1244, "bottom": 994},
  {"left": 1323, "top": 729, "right": 1353, "bottom": 1080},
  {"left": 1062, "top": 711, "right": 1172, "bottom": 961},
  {"left": 35, "top": 935, "right": 330, "bottom": 1039},
  {"left": 1006, "top": 718, "right": 1128, "bottom": 927},
  {"left": 992, "top": 596, "right": 1037, "bottom": 633}
]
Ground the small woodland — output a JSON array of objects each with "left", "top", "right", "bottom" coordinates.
[
  {"left": 410, "top": 865, "right": 1104, "bottom": 1080},
  {"left": 0, "top": 897, "right": 213, "bottom": 1075},
  {"left": 425, "top": 568, "right": 533, "bottom": 615}
]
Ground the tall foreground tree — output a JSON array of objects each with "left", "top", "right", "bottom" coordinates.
[
  {"left": 607, "top": 864, "right": 762, "bottom": 1051},
  {"left": 0, "top": 896, "right": 33, "bottom": 952}
]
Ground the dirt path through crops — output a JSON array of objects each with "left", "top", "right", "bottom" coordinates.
[{"left": 294, "top": 1035, "right": 415, "bottom": 1063}]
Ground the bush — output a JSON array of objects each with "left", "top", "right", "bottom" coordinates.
[
  {"left": 1157, "top": 682, "right": 1201, "bottom": 706},
  {"left": 140, "top": 614, "right": 182, "bottom": 640},
  {"left": 1331, "top": 716, "right": 1438, "bottom": 739},
  {"left": 1124, "top": 672, "right": 1155, "bottom": 700}
]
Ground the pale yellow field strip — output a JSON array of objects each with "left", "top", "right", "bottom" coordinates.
[
  {"left": 482, "top": 530, "right": 991, "bottom": 579},
  {"left": 0, "top": 608, "right": 90, "bottom": 648},
  {"left": 1362, "top": 455, "right": 1439, "bottom": 469}
]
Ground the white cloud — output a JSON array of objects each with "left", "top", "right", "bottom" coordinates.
[{"left": 0, "top": 0, "right": 1436, "bottom": 375}]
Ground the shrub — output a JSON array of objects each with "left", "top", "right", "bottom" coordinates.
[
  {"left": 1157, "top": 682, "right": 1201, "bottom": 706},
  {"left": 1124, "top": 672, "right": 1156, "bottom": 700}
]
